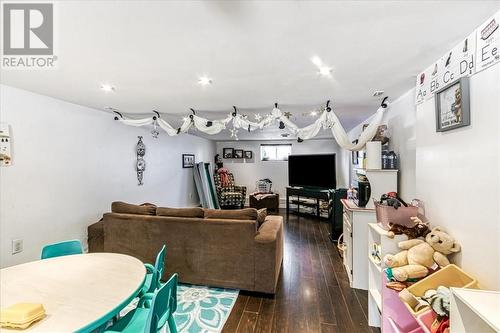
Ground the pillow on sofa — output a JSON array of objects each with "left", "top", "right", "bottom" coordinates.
[
  {"left": 257, "top": 208, "right": 267, "bottom": 227},
  {"left": 204, "top": 208, "right": 257, "bottom": 220},
  {"left": 156, "top": 207, "right": 204, "bottom": 218},
  {"left": 111, "top": 201, "right": 157, "bottom": 215}
]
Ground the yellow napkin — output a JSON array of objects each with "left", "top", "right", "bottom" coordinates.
[{"left": 0, "top": 303, "right": 46, "bottom": 329}]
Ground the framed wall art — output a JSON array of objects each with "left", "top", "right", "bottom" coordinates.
[
  {"left": 244, "top": 151, "right": 253, "bottom": 159},
  {"left": 435, "top": 77, "right": 470, "bottom": 132},
  {"left": 223, "top": 148, "right": 234, "bottom": 159},
  {"left": 182, "top": 154, "right": 195, "bottom": 168},
  {"left": 233, "top": 149, "right": 244, "bottom": 159}
]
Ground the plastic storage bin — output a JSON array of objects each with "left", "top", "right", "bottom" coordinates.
[
  {"left": 401, "top": 264, "right": 478, "bottom": 316},
  {"left": 415, "top": 309, "right": 436, "bottom": 333}
]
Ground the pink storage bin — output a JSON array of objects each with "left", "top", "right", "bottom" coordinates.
[
  {"left": 375, "top": 199, "right": 427, "bottom": 230},
  {"left": 416, "top": 309, "right": 436, "bottom": 333}
]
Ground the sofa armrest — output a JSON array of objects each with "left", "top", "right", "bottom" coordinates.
[
  {"left": 253, "top": 216, "right": 284, "bottom": 294},
  {"left": 255, "top": 217, "right": 282, "bottom": 243},
  {"left": 87, "top": 219, "right": 104, "bottom": 253}
]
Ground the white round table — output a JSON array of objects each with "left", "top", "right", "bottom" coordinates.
[{"left": 0, "top": 253, "right": 146, "bottom": 332}]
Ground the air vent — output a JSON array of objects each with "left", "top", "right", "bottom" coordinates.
[{"left": 373, "top": 90, "right": 384, "bottom": 97}]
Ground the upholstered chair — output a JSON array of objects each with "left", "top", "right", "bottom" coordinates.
[{"left": 213, "top": 172, "right": 247, "bottom": 209}]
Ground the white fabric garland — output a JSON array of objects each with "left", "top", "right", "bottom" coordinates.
[{"left": 114, "top": 104, "right": 387, "bottom": 151}]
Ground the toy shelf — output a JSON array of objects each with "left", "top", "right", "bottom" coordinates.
[
  {"left": 450, "top": 288, "right": 500, "bottom": 333},
  {"left": 367, "top": 223, "right": 408, "bottom": 328}
]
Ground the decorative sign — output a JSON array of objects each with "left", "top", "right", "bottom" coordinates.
[
  {"left": 415, "top": 32, "right": 475, "bottom": 105},
  {"left": 415, "top": 10, "right": 500, "bottom": 105},
  {"left": 0, "top": 123, "right": 12, "bottom": 166},
  {"left": 476, "top": 11, "right": 500, "bottom": 72}
]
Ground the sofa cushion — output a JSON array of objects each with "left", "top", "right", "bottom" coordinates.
[
  {"left": 156, "top": 207, "right": 204, "bottom": 218},
  {"left": 204, "top": 208, "right": 257, "bottom": 220},
  {"left": 111, "top": 201, "right": 156, "bottom": 215},
  {"left": 257, "top": 208, "right": 267, "bottom": 227}
]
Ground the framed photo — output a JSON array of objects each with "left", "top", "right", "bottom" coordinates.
[
  {"left": 233, "top": 149, "right": 244, "bottom": 159},
  {"left": 435, "top": 77, "right": 470, "bottom": 132},
  {"left": 351, "top": 140, "right": 358, "bottom": 164},
  {"left": 182, "top": 154, "right": 195, "bottom": 168},
  {"left": 223, "top": 148, "right": 234, "bottom": 159},
  {"left": 244, "top": 151, "right": 253, "bottom": 159}
]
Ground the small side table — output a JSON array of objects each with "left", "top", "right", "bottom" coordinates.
[{"left": 249, "top": 193, "right": 279, "bottom": 214}]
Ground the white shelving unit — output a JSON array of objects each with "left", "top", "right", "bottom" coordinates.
[
  {"left": 367, "top": 223, "right": 408, "bottom": 328},
  {"left": 450, "top": 288, "right": 500, "bottom": 333}
]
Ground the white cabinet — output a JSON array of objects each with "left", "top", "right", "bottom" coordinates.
[{"left": 341, "top": 199, "right": 375, "bottom": 290}]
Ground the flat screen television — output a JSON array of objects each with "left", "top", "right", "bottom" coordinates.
[{"left": 288, "top": 154, "right": 336, "bottom": 189}]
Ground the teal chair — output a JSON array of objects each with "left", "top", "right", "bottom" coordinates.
[
  {"left": 140, "top": 245, "right": 166, "bottom": 296},
  {"left": 41, "top": 239, "right": 83, "bottom": 259},
  {"left": 104, "top": 273, "right": 178, "bottom": 333}
]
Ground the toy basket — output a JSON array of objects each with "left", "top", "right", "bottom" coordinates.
[
  {"left": 375, "top": 199, "right": 426, "bottom": 230},
  {"left": 401, "top": 264, "right": 479, "bottom": 316},
  {"left": 256, "top": 180, "right": 272, "bottom": 193}
]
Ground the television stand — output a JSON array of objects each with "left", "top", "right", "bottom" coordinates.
[{"left": 286, "top": 187, "right": 332, "bottom": 220}]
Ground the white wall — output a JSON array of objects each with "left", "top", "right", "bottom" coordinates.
[
  {"left": 345, "top": 90, "right": 417, "bottom": 200},
  {"left": 215, "top": 139, "right": 345, "bottom": 204},
  {"left": 416, "top": 64, "right": 500, "bottom": 290},
  {"left": 0, "top": 85, "right": 216, "bottom": 268},
  {"left": 340, "top": 64, "right": 500, "bottom": 290}
]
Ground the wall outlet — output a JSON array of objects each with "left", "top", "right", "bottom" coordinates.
[{"left": 12, "top": 239, "right": 23, "bottom": 254}]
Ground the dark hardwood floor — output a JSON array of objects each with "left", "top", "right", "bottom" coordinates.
[{"left": 222, "top": 210, "right": 380, "bottom": 333}]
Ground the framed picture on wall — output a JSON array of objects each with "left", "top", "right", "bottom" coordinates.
[
  {"left": 435, "top": 77, "right": 470, "bottom": 132},
  {"left": 244, "top": 151, "right": 253, "bottom": 159},
  {"left": 182, "top": 154, "right": 195, "bottom": 168},
  {"left": 223, "top": 148, "right": 234, "bottom": 159},
  {"left": 233, "top": 149, "right": 244, "bottom": 159}
]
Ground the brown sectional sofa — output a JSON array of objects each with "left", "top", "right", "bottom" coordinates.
[{"left": 87, "top": 202, "right": 284, "bottom": 294}]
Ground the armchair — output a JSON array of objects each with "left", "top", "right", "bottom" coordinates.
[{"left": 214, "top": 170, "right": 247, "bottom": 208}]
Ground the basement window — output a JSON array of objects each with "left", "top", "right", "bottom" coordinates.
[{"left": 260, "top": 144, "right": 292, "bottom": 161}]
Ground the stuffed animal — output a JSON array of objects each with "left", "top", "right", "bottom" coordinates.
[
  {"left": 383, "top": 227, "right": 461, "bottom": 281},
  {"left": 387, "top": 217, "right": 430, "bottom": 239}
]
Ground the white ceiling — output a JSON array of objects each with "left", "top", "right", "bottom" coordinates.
[{"left": 2, "top": 1, "right": 500, "bottom": 140}]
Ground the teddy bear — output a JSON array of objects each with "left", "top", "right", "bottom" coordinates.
[{"left": 383, "top": 226, "right": 461, "bottom": 281}]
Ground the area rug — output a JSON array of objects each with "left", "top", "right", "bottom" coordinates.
[
  {"left": 172, "top": 284, "right": 239, "bottom": 333},
  {"left": 121, "top": 284, "right": 239, "bottom": 333}
]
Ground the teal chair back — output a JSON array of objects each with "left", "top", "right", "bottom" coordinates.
[
  {"left": 141, "top": 244, "right": 167, "bottom": 296},
  {"left": 154, "top": 245, "right": 166, "bottom": 286},
  {"left": 41, "top": 240, "right": 83, "bottom": 259},
  {"left": 144, "top": 273, "right": 178, "bottom": 333}
]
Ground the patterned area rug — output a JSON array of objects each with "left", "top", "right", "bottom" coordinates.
[
  {"left": 173, "top": 284, "right": 239, "bottom": 333},
  {"left": 121, "top": 284, "right": 239, "bottom": 333}
]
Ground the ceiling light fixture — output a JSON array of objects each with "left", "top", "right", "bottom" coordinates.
[
  {"left": 318, "top": 66, "right": 332, "bottom": 76},
  {"left": 100, "top": 84, "right": 115, "bottom": 92},
  {"left": 311, "top": 56, "right": 323, "bottom": 67},
  {"left": 198, "top": 77, "right": 212, "bottom": 85},
  {"left": 310, "top": 111, "right": 318, "bottom": 116},
  {"left": 311, "top": 56, "right": 332, "bottom": 77}
]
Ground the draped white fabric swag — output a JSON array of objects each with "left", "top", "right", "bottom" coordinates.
[{"left": 115, "top": 104, "right": 388, "bottom": 151}]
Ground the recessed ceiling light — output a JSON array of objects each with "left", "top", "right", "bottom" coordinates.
[
  {"left": 100, "top": 84, "right": 115, "bottom": 92},
  {"left": 373, "top": 90, "right": 385, "bottom": 97},
  {"left": 310, "top": 110, "right": 318, "bottom": 116},
  {"left": 311, "top": 56, "right": 323, "bottom": 67},
  {"left": 318, "top": 66, "right": 332, "bottom": 76},
  {"left": 198, "top": 77, "right": 212, "bottom": 85}
]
